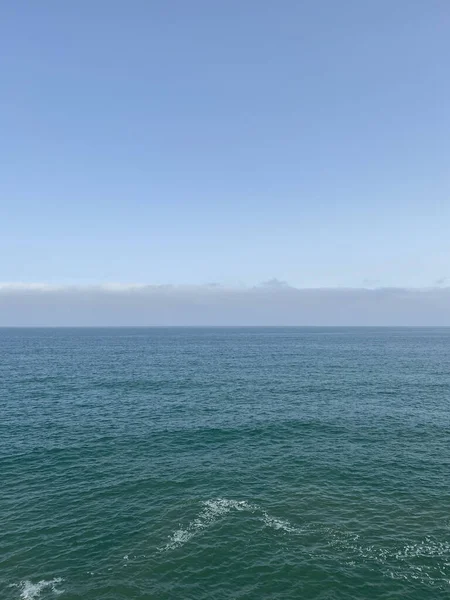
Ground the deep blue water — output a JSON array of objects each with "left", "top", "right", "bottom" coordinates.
[{"left": 1, "top": 327, "right": 450, "bottom": 599}]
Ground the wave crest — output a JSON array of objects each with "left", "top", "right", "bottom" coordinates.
[
  {"left": 161, "top": 498, "right": 301, "bottom": 551},
  {"left": 10, "top": 578, "right": 64, "bottom": 599}
]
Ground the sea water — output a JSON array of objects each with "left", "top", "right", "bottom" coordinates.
[{"left": 1, "top": 327, "right": 449, "bottom": 599}]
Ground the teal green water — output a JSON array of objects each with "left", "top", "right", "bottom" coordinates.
[{"left": 1, "top": 327, "right": 450, "bottom": 599}]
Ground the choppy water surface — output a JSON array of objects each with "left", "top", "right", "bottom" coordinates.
[{"left": 1, "top": 327, "right": 449, "bottom": 599}]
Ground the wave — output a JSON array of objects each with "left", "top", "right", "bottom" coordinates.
[
  {"left": 160, "top": 498, "right": 301, "bottom": 551},
  {"left": 159, "top": 500, "right": 450, "bottom": 588},
  {"left": 9, "top": 578, "right": 64, "bottom": 599},
  {"left": 329, "top": 531, "right": 450, "bottom": 587}
]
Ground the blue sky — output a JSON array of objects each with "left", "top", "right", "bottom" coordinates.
[{"left": 1, "top": 1, "right": 449, "bottom": 288}]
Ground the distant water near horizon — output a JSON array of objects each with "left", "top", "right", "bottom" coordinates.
[{"left": 1, "top": 327, "right": 450, "bottom": 599}]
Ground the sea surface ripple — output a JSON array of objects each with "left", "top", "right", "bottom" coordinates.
[{"left": 1, "top": 327, "right": 450, "bottom": 599}]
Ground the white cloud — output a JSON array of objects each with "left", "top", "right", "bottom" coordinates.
[{"left": 1, "top": 282, "right": 450, "bottom": 326}]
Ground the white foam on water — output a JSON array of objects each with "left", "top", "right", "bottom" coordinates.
[
  {"left": 160, "top": 498, "right": 300, "bottom": 552},
  {"left": 161, "top": 499, "right": 253, "bottom": 551},
  {"left": 10, "top": 578, "right": 64, "bottom": 599},
  {"left": 164, "top": 527, "right": 196, "bottom": 550},
  {"left": 327, "top": 530, "right": 450, "bottom": 588},
  {"left": 158, "top": 501, "right": 450, "bottom": 589},
  {"left": 346, "top": 537, "right": 450, "bottom": 566},
  {"left": 394, "top": 539, "right": 450, "bottom": 560},
  {"left": 260, "top": 511, "right": 301, "bottom": 534}
]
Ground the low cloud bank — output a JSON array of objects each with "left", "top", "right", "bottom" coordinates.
[{"left": 0, "top": 283, "right": 449, "bottom": 326}]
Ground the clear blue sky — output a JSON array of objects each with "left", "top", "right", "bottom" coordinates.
[{"left": 1, "top": 1, "right": 449, "bottom": 288}]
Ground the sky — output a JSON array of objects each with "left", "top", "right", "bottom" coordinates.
[{"left": 1, "top": 2, "right": 449, "bottom": 323}]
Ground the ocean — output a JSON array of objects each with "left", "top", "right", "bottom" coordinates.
[{"left": 1, "top": 327, "right": 449, "bottom": 599}]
